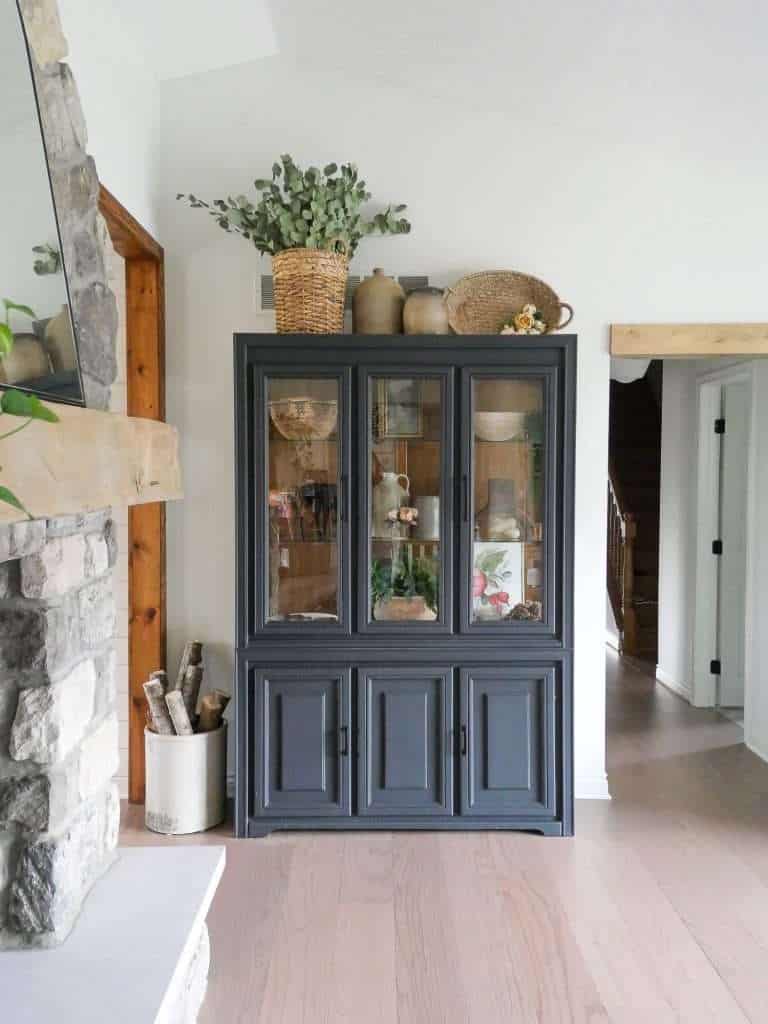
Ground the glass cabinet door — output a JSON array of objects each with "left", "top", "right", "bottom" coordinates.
[
  {"left": 463, "top": 374, "right": 547, "bottom": 630},
  {"left": 363, "top": 372, "right": 452, "bottom": 631},
  {"left": 262, "top": 374, "right": 348, "bottom": 629}
]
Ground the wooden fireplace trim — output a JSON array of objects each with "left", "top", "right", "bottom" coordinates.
[{"left": 99, "top": 184, "right": 165, "bottom": 804}]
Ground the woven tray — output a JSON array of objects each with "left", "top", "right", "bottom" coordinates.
[{"left": 445, "top": 271, "right": 573, "bottom": 335}]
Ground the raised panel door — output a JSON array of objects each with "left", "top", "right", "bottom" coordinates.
[
  {"left": 358, "top": 667, "right": 453, "bottom": 816},
  {"left": 254, "top": 667, "right": 351, "bottom": 817},
  {"left": 460, "top": 666, "right": 556, "bottom": 817}
]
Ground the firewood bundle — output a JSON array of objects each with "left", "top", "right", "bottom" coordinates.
[{"left": 142, "top": 641, "right": 230, "bottom": 736}]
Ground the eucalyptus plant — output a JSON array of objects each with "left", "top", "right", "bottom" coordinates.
[
  {"left": 177, "top": 154, "right": 411, "bottom": 257},
  {"left": 0, "top": 297, "right": 59, "bottom": 516}
]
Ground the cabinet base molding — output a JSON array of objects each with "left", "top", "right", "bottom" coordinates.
[{"left": 244, "top": 818, "right": 565, "bottom": 838}]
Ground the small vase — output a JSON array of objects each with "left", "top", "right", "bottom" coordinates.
[
  {"left": 353, "top": 268, "right": 405, "bottom": 334},
  {"left": 403, "top": 287, "right": 451, "bottom": 335}
]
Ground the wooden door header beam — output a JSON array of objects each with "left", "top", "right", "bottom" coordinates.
[{"left": 611, "top": 323, "right": 768, "bottom": 358}]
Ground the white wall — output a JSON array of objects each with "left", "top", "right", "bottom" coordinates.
[
  {"left": 57, "top": 1, "right": 160, "bottom": 236},
  {"left": 144, "top": 4, "right": 768, "bottom": 799},
  {"left": 657, "top": 362, "right": 697, "bottom": 698}
]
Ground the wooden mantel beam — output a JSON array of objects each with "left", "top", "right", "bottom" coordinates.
[
  {"left": 0, "top": 404, "right": 182, "bottom": 525},
  {"left": 611, "top": 323, "right": 768, "bottom": 358}
]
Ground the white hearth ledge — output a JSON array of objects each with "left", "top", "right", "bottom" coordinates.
[
  {"left": 0, "top": 405, "right": 182, "bottom": 524},
  {"left": 0, "top": 846, "right": 225, "bottom": 1023}
]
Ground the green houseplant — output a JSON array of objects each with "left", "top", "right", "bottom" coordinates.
[
  {"left": 177, "top": 155, "right": 411, "bottom": 334},
  {"left": 371, "top": 556, "right": 438, "bottom": 622},
  {"left": 0, "top": 297, "right": 59, "bottom": 516}
]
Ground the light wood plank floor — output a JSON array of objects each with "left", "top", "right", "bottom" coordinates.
[{"left": 121, "top": 650, "right": 768, "bottom": 1022}]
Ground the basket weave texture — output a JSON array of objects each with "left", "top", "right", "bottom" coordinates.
[
  {"left": 272, "top": 248, "right": 349, "bottom": 334},
  {"left": 445, "top": 271, "right": 573, "bottom": 335}
]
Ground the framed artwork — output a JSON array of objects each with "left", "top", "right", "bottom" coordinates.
[
  {"left": 377, "top": 378, "right": 423, "bottom": 438},
  {"left": 472, "top": 542, "right": 524, "bottom": 619}
]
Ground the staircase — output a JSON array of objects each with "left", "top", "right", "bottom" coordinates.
[{"left": 607, "top": 365, "right": 661, "bottom": 661}]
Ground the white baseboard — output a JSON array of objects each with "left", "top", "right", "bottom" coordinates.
[
  {"left": 575, "top": 775, "right": 611, "bottom": 800},
  {"left": 605, "top": 631, "right": 620, "bottom": 652},
  {"left": 656, "top": 667, "right": 692, "bottom": 703}
]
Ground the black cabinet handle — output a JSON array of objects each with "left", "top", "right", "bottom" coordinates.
[
  {"left": 462, "top": 475, "right": 469, "bottom": 523},
  {"left": 339, "top": 725, "right": 349, "bottom": 757},
  {"left": 460, "top": 725, "right": 468, "bottom": 756}
]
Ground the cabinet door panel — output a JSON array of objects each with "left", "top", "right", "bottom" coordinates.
[
  {"left": 460, "top": 667, "right": 556, "bottom": 817},
  {"left": 250, "top": 366, "right": 352, "bottom": 638},
  {"left": 358, "top": 369, "right": 454, "bottom": 634},
  {"left": 254, "top": 668, "right": 351, "bottom": 817},
  {"left": 359, "top": 668, "right": 453, "bottom": 816},
  {"left": 459, "top": 367, "right": 560, "bottom": 638}
]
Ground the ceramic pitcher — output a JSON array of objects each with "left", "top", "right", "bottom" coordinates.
[{"left": 372, "top": 472, "right": 410, "bottom": 537}]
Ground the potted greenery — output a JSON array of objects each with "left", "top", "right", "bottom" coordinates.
[
  {"left": 371, "top": 556, "right": 438, "bottom": 622},
  {"left": 0, "top": 297, "right": 59, "bottom": 516},
  {"left": 178, "top": 155, "right": 411, "bottom": 334}
]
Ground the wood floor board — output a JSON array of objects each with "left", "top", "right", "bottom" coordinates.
[
  {"left": 392, "top": 835, "right": 471, "bottom": 1023},
  {"left": 118, "top": 649, "right": 768, "bottom": 1021}
]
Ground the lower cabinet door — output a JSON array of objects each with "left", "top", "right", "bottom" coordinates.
[
  {"left": 359, "top": 667, "right": 454, "bottom": 817},
  {"left": 460, "top": 666, "right": 556, "bottom": 818},
  {"left": 254, "top": 667, "right": 352, "bottom": 817}
]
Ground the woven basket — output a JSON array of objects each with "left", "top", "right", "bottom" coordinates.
[
  {"left": 272, "top": 248, "right": 348, "bottom": 334},
  {"left": 445, "top": 271, "right": 573, "bottom": 335}
]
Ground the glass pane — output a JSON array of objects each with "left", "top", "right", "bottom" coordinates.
[
  {"left": 472, "top": 378, "right": 544, "bottom": 624},
  {"left": 267, "top": 378, "right": 340, "bottom": 623},
  {"left": 369, "top": 377, "right": 442, "bottom": 623}
]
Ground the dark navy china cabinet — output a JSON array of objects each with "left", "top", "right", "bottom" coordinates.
[{"left": 234, "top": 335, "right": 576, "bottom": 836}]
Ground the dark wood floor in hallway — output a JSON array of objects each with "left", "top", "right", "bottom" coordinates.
[{"left": 120, "top": 650, "right": 768, "bottom": 1022}]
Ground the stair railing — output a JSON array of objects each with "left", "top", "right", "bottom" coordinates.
[{"left": 607, "top": 466, "right": 639, "bottom": 656}]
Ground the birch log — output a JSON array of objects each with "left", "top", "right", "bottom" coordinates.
[
  {"left": 143, "top": 678, "right": 174, "bottom": 735},
  {"left": 173, "top": 641, "right": 203, "bottom": 693},
  {"left": 165, "top": 689, "right": 194, "bottom": 736},
  {"left": 181, "top": 664, "right": 204, "bottom": 721},
  {"left": 198, "top": 690, "right": 231, "bottom": 733}
]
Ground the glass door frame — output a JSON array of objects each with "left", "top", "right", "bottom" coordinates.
[
  {"left": 459, "top": 365, "right": 561, "bottom": 638},
  {"left": 356, "top": 366, "right": 455, "bottom": 636},
  {"left": 251, "top": 364, "right": 352, "bottom": 638}
]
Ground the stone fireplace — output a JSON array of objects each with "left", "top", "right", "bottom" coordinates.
[
  {"left": 0, "top": 512, "right": 119, "bottom": 946},
  {"left": 1, "top": 0, "right": 126, "bottom": 949},
  {"left": 0, "top": 12, "right": 219, "bottom": 1016}
]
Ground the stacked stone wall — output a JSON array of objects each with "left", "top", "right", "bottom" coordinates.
[{"left": 0, "top": 514, "right": 119, "bottom": 946}]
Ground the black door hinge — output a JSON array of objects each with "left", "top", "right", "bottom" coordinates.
[
  {"left": 712, "top": 539, "right": 723, "bottom": 555},
  {"left": 710, "top": 659, "right": 722, "bottom": 675},
  {"left": 714, "top": 418, "right": 726, "bottom": 434}
]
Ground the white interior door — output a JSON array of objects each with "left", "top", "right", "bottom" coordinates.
[{"left": 717, "top": 380, "right": 750, "bottom": 708}]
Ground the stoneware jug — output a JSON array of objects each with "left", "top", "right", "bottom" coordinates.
[
  {"left": 372, "top": 472, "right": 410, "bottom": 537},
  {"left": 353, "top": 268, "right": 405, "bottom": 334},
  {"left": 403, "top": 287, "right": 451, "bottom": 335}
]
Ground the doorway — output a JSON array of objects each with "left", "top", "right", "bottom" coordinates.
[{"left": 692, "top": 367, "right": 754, "bottom": 719}]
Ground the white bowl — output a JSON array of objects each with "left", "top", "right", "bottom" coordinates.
[
  {"left": 474, "top": 411, "right": 527, "bottom": 442},
  {"left": 269, "top": 398, "right": 338, "bottom": 441}
]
